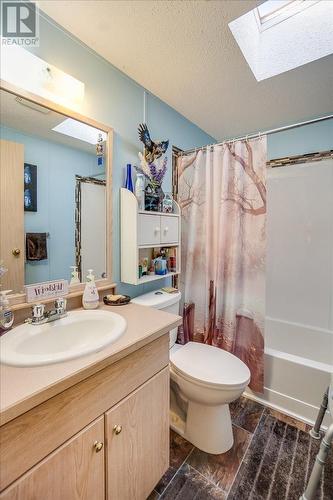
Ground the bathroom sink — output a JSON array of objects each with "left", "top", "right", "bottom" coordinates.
[{"left": 0, "top": 310, "right": 127, "bottom": 367}]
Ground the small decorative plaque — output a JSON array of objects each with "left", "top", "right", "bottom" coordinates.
[{"left": 25, "top": 279, "right": 69, "bottom": 303}]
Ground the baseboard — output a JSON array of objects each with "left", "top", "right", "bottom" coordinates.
[{"left": 244, "top": 386, "right": 331, "bottom": 430}]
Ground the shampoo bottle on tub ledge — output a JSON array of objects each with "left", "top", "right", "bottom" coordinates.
[{"left": 82, "top": 269, "right": 99, "bottom": 309}]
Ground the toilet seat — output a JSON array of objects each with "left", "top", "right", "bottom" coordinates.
[{"left": 170, "top": 342, "right": 250, "bottom": 390}]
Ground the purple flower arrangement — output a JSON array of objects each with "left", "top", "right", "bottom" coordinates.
[{"left": 137, "top": 154, "right": 168, "bottom": 188}]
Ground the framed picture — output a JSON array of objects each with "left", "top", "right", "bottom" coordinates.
[{"left": 24, "top": 163, "right": 37, "bottom": 212}]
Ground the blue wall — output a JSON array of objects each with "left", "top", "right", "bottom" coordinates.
[
  {"left": 267, "top": 119, "right": 333, "bottom": 159},
  {"left": 1, "top": 125, "right": 99, "bottom": 285},
  {"left": 27, "top": 13, "right": 215, "bottom": 297}
]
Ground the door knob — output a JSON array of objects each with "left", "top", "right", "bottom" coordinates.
[
  {"left": 113, "top": 424, "right": 122, "bottom": 435},
  {"left": 12, "top": 248, "right": 21, "bottom": 257},
  {"left": 93, "top": 441, "right": 104, "bottom": 452}
]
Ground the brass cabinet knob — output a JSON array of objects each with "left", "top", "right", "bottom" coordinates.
[
  {"left": 113, "top": 424, "right": 122, "bottom": 435},
  {"left": 12, "top": 248, "right": 21, "bottom": 257},
  {"left": 93, "top": 441, "right": 104, "bottom": 452}
]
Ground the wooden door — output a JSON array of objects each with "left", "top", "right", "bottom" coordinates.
[
  {"left": 0, "top": 417, "right": 105, "bottom": 500},
  {"left": 105, "top": 368, "right": 169, "bottom": 500},
  {"left": 138, "top": 214, "right": 161, "bottom": 246},
  {"left": 0, "top": 139, "right": 24, "bottom": 293},
  {"left": 160, "top": 216, "right": 179, "bottom": 244}
]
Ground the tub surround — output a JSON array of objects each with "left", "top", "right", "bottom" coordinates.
[{"left": 0, "top": 302, "right": 182, "bottom": 425}]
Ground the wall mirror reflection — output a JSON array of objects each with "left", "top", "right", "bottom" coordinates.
[{"left": 0, "top": 88, "right": 112, "bottom": 296}]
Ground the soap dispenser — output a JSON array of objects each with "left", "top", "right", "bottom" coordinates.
[
  {"left": 0, "top": 289, "right": 14, "bottom": 335},
  {"left": 70, "top": 265, "right": 80, "bottom": 285},
  {"left": 82, "top": 269, "right": 99, "bottom": 309}
]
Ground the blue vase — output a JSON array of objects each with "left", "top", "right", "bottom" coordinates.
[{"left": 125, "top": 163, "right": 134, "bottom": 192}]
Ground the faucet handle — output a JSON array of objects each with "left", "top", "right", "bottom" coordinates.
[
  {"left": 31, "top": 303, "right": 45, "bottom": 320},
  {"left": 54, "top": 297, "right": 67, "bottom": 314}
]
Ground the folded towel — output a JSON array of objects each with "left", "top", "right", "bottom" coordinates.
[{"left": 26, "top": 233, "right": 48, "bottom": 261}]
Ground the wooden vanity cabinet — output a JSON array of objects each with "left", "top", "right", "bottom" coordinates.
[
  {"left": 1, "top": 417, "right": 105, "bottom": 500},
  {"left": 106, "top": 368, "right": 169, "bottom": 500},
  {"left": 0, "top": 335, "right": 170, "bottom": 500}
]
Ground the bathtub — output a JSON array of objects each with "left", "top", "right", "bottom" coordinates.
[{"left": 245, "top": 317, "right": 333, "bottom": 427}]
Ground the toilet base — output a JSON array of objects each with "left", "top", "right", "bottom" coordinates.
[
  {"left": 171, "top": 398, "right": 234, "bottom": 455},
  {"left": 185, "top": 401, "right": 234, "bottom": 454}
]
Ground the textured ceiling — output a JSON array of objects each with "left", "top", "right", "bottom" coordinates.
[{"left": 39, "top": 0, "right": 333, "bottom": 140}]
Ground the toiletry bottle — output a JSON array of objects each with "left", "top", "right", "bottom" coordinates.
[
  {"left": 82, "top": 269, "right": 99, "bottom": 309},
  {"left": 148, "top": 260, "right": 155, "bottom": 275},
  {"left": 70, "top": 265, "right": 80, "bottom": 285},
  {"left": 0, "top": 289, "right": 14, "bottom": 335},
  {"left": 125, "top": 163, "right": 134, "bottom": 192},
  {"left": 135, "top": 173, "right": 145, "bottom": 210}
]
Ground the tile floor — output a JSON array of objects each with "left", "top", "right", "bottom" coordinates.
[{"left": 148, "top": 396, "right": 333, "bottom": 500}]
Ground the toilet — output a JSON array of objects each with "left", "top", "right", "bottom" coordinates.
[{"left": 132, "top": 289, "right": 250, "bottom": 455}]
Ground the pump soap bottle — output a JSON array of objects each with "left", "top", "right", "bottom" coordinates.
[
  {"left": 82, "top": 269, "right": 99, "bottom": 309},
  {"left": 70, "top": 266, "right": 80, "bottom": 285},
  {"left": 0, "top": 289, "right": 14, "bottom": 335}
]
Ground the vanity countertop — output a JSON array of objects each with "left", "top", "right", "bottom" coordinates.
[{"left": 0, "top": 303, "right": 182, "bottom": 425}]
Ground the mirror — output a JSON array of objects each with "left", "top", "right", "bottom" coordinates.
[{"left": 0, "top": 87, "right": 112, "bottom": 297}]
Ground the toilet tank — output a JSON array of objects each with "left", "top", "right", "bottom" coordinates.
[{"left": 131, "top": 290, "right": 181, "bottom": 348}]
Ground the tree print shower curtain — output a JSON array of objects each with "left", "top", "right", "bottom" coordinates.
[{"left": 177, "top": 137, "right": 267, "bottom": 393}]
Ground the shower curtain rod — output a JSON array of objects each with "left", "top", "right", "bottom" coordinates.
[{"left": 179, "top": 114, "right": 333, "bottom": 155}]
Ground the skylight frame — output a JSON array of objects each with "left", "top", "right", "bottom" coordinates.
[
  {"left": 254, "top": 0, "right": 320, "bottom": 32},
  {"left": 228, "top": 0, "right": 333, "bottom": 81}
]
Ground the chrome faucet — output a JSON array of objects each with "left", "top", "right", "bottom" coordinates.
[{"left": 26, "top": 298, "right": 67, "bottom": 325}]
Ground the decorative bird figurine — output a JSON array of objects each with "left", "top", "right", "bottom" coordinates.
[{"left": 138, "top": 123, "right": 169, "bottom": 163}]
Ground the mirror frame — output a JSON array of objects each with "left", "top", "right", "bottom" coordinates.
[{"left": 0, "top": 79, "right": 115, "bottom": 307}]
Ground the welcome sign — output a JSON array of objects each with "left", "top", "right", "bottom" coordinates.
[{"left": 26, "top": 280, "right": 69, "bottom": 303}]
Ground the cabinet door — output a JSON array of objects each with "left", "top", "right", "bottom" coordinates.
[
  {"left": 138, "top": 214, "right": 161, "bottom": 246},
  {"left": 0, "top": 139, "right": 24, "bottom": 293},
  {"left": 105, "top": 368, "right": 169, "bottom": 500},
  {"left": 0, "top": 417, "right": 105, "bottom": 500},
  {"left": 160, "top": 216, "right": 179, "bottom": 244}
]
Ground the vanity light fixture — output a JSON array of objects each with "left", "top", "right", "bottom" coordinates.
[
  {"left": 15, "top": 96, "right": 51, "bottom": 114},
  {"left": 52, "top": 118, "right": 107, "bottom": 145},
  {"left": 0, "top": 45, "right": 84, "bottom": 110}
]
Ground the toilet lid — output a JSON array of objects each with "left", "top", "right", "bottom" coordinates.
[{"left": 170, "top": 342, "right": 251, "bottom": 388}]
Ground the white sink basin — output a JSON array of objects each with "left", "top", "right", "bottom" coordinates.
[{"left": 0, "top": 310, "right": 127, "bottom": 367}]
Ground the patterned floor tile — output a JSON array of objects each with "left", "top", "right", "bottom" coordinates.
[
  {"left": 148, "top": 399, "right": 329, "bottom": 500},
  {"left": 264, "top": 407, "right": 312, "bottom": 433},
  {"left": 155, "top": 430, "right": 194, "bottom": 494},
  {"left": 160, "top": 464, "right": 226, "bottom": 499},
  {"left": 230, "top": 396, "right": 264, "bottom": 433},
  {"left": 227, "top": 412, "right": 333, "bottom": 500},
  {"left": 146, "top": 489, "right": 160, "bottom": 499},
  {"left": 187, "top": 425, "right": 251, "bottom": 493}
]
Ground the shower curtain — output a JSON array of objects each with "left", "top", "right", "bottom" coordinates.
[{"left": 176, "top": 137, "right": 267, "bottom": 393}]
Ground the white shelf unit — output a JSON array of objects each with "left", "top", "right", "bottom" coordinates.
[{"left": 120, "top": 188, "right": 181, "bottom": 285}]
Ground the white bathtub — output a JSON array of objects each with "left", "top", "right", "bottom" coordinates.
[
  {"left": 248, "top": 160, "right": 333, "bottom": 428},
  {"left": 246, "top": 317, "right": 333, "bottom": 427}
]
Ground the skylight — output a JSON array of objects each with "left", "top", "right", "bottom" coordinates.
[
  {"left": 229, "top": 0, "right": 333, "bottom": 81},
  {"left": 52, "top": 118, "right": 107, "bottom": 145},
  {"left": 255, "top": 1, "right": 320, "bottom": 31}
]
